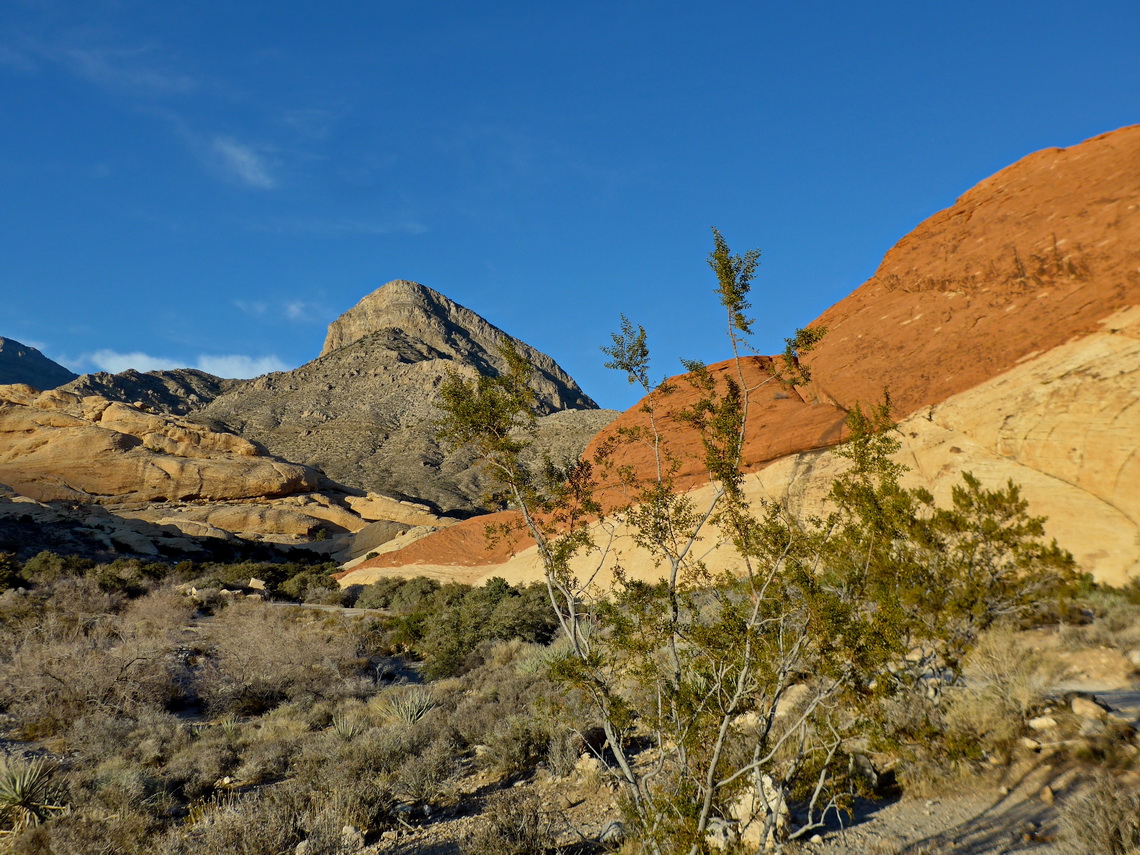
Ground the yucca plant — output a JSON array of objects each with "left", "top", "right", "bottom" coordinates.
[
  {"left": 330, "top": 713, "right": 364, "bottom": 740},
  {"left": 377, "top": 687, "right": 437, "bottom": 724},
  {"left": 0, "top": 758, "right": 65, "bottom": 832}
]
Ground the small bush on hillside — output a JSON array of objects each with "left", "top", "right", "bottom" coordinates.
[
  {"left": 19, "top": 551, "right": 95, "bottom": 586},
  {"left": 466, "top": 790, "right": 558, "bottom": 855},
  {"left": 277, "top": 564, "right": 340, "bottom": 603},
  {"left": 0, "top": 552, "right": 25, "bottom": 589}
]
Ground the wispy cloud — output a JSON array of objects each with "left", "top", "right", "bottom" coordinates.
[
  {"left": 85, "top": 349, "right": 286, "bottom": 379},
  {"left": 234, "top": 298, "right": 329, "bottom": 323},
  {"left": 196, "top": 354, "right": 287, "bottom": 378},
  {"left": 89, "top": 349, "right": 181, "bottom": 374},
  {"left": 234, "top": 300, "right": 269, "bottom": 318},
  {"left": 211, "top": 136, "right": 277, "bottom": 189},
  {"left": 0, "top": 45, "right": 36, "bottom": 73},
  {"left": 284, "top": 301, "right": 309, "bottom": 321},
  {"left": 246, "top": 217, "right": 428, "bottom": 236},
  {"left": 60, "top": 46, "right": 198, "bottom": 96},
  {"left": 278, "top": 107, "right": 344, "bottom": 141}
]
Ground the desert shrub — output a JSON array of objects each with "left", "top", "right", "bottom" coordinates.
[
  {"left": 66, "top": 710, "right": 192, "bottom": 771},
  {"left": 92, "top": 557, "right": 172, "bottom": 596},
  {"left": 277, "top": 563, "right": 340, "bottom": 603},
  {"left": 0, "top": 552, "right": 25, "bottom": 589},
  {"left": 390, "top": 576, "right": 442, "bottom": 612},
  {"left": 8, "top": 808, "right": 159, "bottom": 855},
  {"left": 375, "top": 685, "right": 438, "bottom": 724},
  {"left": 482, "top": 714, "right": 552, "bottom": 776},
  {"left": 197, "top": 600, "right": 365, "bottom": 715},
  {"left": 19, "top": 551, "right": 95, "bottom": 586},
  {"left": 0, "top": 758, "right": 66, "bottom": 833},
  {"left": 396, "top": 579, "right": 559, "bottom": 677},
  {"left": 1059, "top": 773, "right": 1140, "bottom": 854},
  {"left": 157, "top": 788, "right": 306, "bottom": 855},
  {"left": 466, "top": 790, "right": 559, "bottom": 855},
  {"left": 393, "top": 736, "right": 457, "bottom": 804},
  {"left": 163, "top": 729, "right": 239, "bottom": 800},
  {"left": 545, "top": 728, "right": 581, "bottom": 778},
  {"left": 353, "top": 576, "right": 405, "bottom": 610},
  {"left": 0, "top": 582, "right": 189, "bottom": 734}
]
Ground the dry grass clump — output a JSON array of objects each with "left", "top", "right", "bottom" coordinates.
[
  {"left": 941, "top": 628, "right": 1062, "bottom": 755},
  {"left": 1059, "top": 773, "right": 1140, "bottom": 854}
]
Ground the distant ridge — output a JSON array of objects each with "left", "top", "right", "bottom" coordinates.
[{"left": 0, "top": 337, "right": 77, "bottom": 391}]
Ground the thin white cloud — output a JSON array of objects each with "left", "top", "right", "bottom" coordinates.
[
  {"left": 235, "top": 300, "right": 269, "bottom": 317},
  {"left": 61, "top": 46, "right": 197, "bottom": 96},
  {"left": 248, "top": 217, "right": 428, "bottom": 236},
  {"left": 84, "top": 350, "right": 286, "bottom": 379},
  {"left": 0, "top": 45, "right": 36, "bottom": 73},
  {"left": 196, "top": 354, "right": 286, "bottom": 378},
  {"left": 212, "top": 136, "right": 277, "bottom": 189},
  {"left": 89, "top": 349, "right": 181, "bottom": 374}
]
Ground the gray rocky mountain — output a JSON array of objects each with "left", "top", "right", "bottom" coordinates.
[
  {"left": 60, "top": 368, "right": 237, "bottom": 415},
  {"left": 192, "top": 280, "right": 614, "bottom": 514},
  {"left": 0, "top": 337, "right": 77, "bottom": 390}
]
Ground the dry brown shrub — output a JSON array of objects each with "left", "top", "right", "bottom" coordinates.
[
  {"left": 197, "top": 601, "right": 365, "bottom": 714},
  {"left": 466, "top": 790, "right": 559, "bottom": 855},
  {"left": 1059, "top": 773, "right": 1140, "bottom": 854}
]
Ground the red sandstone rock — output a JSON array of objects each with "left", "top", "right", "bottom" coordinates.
[{"left": 352, "top": 125, "right": 1140, "bottom": 575}]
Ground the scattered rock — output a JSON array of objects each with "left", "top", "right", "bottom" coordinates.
[{"left": 1071, "top": 695, "right": 1109, "bottom": 720}]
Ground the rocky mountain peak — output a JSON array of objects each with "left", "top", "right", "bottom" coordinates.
[
  {"left": 0, "top": 337, "right": 77, "bottom": 391},
  {"left": 319, "top": 279, "right": 596, "bottom": 413},
  {"left": 322, "top": 279, "right": 478, "bottom": 356},
  {"left": 192, "top": 279, "right": 608, "bottom": 513}
]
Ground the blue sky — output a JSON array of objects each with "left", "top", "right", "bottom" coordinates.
[{"left": 2, "top": 1, "right": 1137, "bottom": 409}]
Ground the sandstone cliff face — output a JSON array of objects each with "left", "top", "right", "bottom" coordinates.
[
  {"left": 0, "top": 337, "right": 77, "bottom": 391},
  {"left": 195, "top": 280, "right": 610, "bottom": 514},
  {"left": 0, "top": 384, "right": 319, "bottom": 504},
  {"left": 0, "top": 383, "right": 457, "bottom": 556},
  {"left": 343, "top": 126, "right": 1140, "bottom": 587}
]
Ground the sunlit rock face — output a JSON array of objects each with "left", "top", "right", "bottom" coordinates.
[{"left": 343, "top": 126, "right": 1140, "bottom": 587}]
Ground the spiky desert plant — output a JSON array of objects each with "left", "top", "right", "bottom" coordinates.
[
  {"left": 330, "top": 713, "right": 364, "bottom": 740},
  {"left": 378, "top": 687, "right": 437, "bottom": 724},
  {"left": 0, "top": 757, "right": 65, "bottom": 832}
]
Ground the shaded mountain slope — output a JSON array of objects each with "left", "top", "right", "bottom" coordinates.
[{"left": 0, "top": 337, "right": 76, "bottom": 390}]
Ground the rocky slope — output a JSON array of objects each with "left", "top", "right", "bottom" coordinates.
[
  {"left": 343, "top": 125, "right": 1140, "bottom": 587},
  {"left": 0, "top": 337, "right": 76, "bottom": 390},
  {"left": 193, "top": 280, "right": 611, "bottom": 514},
  {"left": 0, "top": 382, "right": 458, "bottom": 558},
  {"left": 0, "top": 281, "right": 612, "bottom": 559},
  {"left": 61, "top": 368, "right": 237, "bottom": 415}
]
